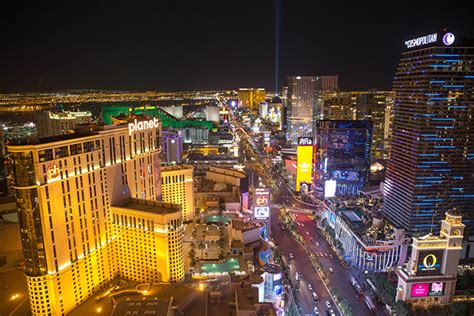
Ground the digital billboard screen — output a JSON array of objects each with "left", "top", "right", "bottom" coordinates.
[
  {"left": 429, "top": 282, "right": 444, "bottom": 296},
  {"left": 254, "top": 188, "right": 270, "bottom": 219},
  {"left": 330, "top": 170, "right": 364, "bottom": 182},
  {"left": 411, "top": 282, "right": 444, "bottom": 297},
  {"left": 296, "top": 137, "right": 314, "bottom": 192},
  {"left": 416, "top": 250, "right": 443, "bottom": 276},
  {"left": 327, "top": 130, "right": 369, "bottom": 160},
  {"left": 324, "top": 180, "right": 337, "bottom": 198},
  {"left": 411, "top": 283, "right": 429, "bottom": 297}
]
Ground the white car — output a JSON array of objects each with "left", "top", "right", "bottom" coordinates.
[
  {"left": 328, "top": 310, "right": 336, "bottom": 316},
  {"left": 289, "top": 253, "right": 294, "bottom": 259},
  {"left": 306, "top": 231, "right": 310, "bottom": 235},
  {"left": 329, "top": 268, "right": 334, "bottom": 273},
  {"left": 325, "top": 301, "right": 332, "bottom": 309},
  {"left": 308, "top": 283, "right": 313, "bottom": 291},
  {"left": 312, "top": 292, "right": 319, "bottom": 301}
]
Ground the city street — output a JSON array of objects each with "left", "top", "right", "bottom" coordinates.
[
  {"left": 292, "top": 213, "right": 372, "bottom": 315},
  {"left": 270, "top": 206, "right": 338, "bottom": 316},
  {"left": 228, "top": 98, "right": 373, "bottom": 315}
]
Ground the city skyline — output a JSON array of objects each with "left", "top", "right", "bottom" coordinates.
[
  {"left": 1, "top": 2, "right": 473, "bottom": 315},
  {"left": 1, "top": 1, "right": 473, "bottom": 93}
]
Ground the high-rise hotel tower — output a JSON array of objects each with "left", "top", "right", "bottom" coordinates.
[
  {"left": 8, "top": 116, "right": 184, "bottom": 315},
  {"left": 384, "top": 30, "right": 474, "bottom": 243}
]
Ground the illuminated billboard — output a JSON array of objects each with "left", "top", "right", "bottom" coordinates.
[
  {"left": 324, "top": 180, "right": 337, "bottom": 198},
  {"left": 296, "top": 137, "right": 313, "bottom": 192},
  {"left": 411, "top": 283, "right": 429, "bottom": 297},
  {"left": 411, "top": 282, "right": 444, "bottom": 297},
  {"left": 416, "top": 250, "right": 443, "bottom": 276},
  {"left": 254, "top": 188, "right": 270, "bottom": 219}
]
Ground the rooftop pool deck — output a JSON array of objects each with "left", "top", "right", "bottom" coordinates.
[
  {"left": 200, "top": 257, "right": 240, "bottom": 274},
  {"left": 205, "top": 215, "right": 231, "bottom": 225}
]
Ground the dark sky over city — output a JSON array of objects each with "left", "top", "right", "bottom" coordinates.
[{"left": 1, "top": 0, "right": 473, "bottom": 93}]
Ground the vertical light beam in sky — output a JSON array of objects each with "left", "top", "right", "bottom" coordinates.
[{"left": 275, "top": 0, "right": 280, "bottom": 95}]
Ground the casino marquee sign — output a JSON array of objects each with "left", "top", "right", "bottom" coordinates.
[{"left": 416, "top": 250, "right": 443, "bottom": 276}]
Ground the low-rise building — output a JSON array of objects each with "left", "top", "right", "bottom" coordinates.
[{"left": 322, "top": 206, "right": 408, "bottom": 272}]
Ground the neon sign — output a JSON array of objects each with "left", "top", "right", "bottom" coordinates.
[
  {"left": 442, "top": 33, "right": 455, "bottom": 46},
  {"left": 47, "top": 164, "right": 60, "bottom": 180},
  {"left": 405, "top": 33, "right": 437, "bottom": 48},
  {"left": 416, "top": 250, "right": 443, "bottom": 275},
  {"left": 128, "top": 118, "right": 160, "bottom": 135}
]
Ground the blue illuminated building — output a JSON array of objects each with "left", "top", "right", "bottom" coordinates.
[
  {"left": 384, "top": 30, "right": 474, "bottom": 248},
  {"left": 162, "top": 128, "right": 183, "bottom": 164}
]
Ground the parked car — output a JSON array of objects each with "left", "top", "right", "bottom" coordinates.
[{"left": 325, "top": 301, "right": 332, "bottom": 309}]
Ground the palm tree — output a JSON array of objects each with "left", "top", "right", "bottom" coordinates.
[
  {"left": 197, "top": 242, "right": 206, "bottom": 259},
  {"left": 188, "top": 248, "right": 196, "bottom": 266}
]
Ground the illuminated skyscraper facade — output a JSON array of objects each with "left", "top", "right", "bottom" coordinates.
[
  {"left": 287, "top": 76, "right": 317, "bottom": 145},
  {"left": 162, "top": 128, "right": 183, "bottom": 164},
  {"left": 356, "top": 91, "right": 395, "bottom": 161},
  {"left": 237, "top": 88, "right": 266, "bottom": 110},
  {"left": 384, "top": 30, "right": 474, "bottom": 241},
  {"left": 112, "top": 199, "right": 184, "bottom": 283},
  {"left": 8, "top": 119, "right": 184, "bottom": 315},
  {"left": 161, "top": 165, "right": 194, "bottom": 221},
  {"left": 37, "top": 110, "right": 93, "bottom": 138}
]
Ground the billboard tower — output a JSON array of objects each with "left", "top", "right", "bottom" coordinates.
[
  {"left": 296, "top": 137, "right": 314, "bottom": 192},
  {"left": 395, "top": 209, "right": 464, "bottom": 305}
]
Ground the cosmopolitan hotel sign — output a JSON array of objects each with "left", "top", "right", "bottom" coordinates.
[
  {"left": 404, "top": 32, "right": 456, "bottom": 49},
  {"left": 405, "top": 33, "right": 438, "bottom": 48}
]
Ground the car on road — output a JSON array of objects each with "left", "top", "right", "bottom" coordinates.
[
  {"left": 329, "top": 267, "right": 334, "bottom": 273},
  {"left": 325, "top": 301, "right": 332, "bottom": 309},
  {"left": 327, "top": 309, "right": 335, "bottom": 316},
  {"left": 289, "top": 253, "right": 294, "bottom": 260},
  {"left": 329, "top": 254, "right": 334, "bottom": 259},
  {"left": 308, "top": 283, "right": 313, "bottom": 291},
  {"left": 305, "top": 231, "right": 310, "bottom": 235},
  {"left": 316, "top": 241, "right": 320, "bottom": 246},
  {"left": 312, "top": 292, "right": 319, "bottom": 301},
  {"left": 314, "top": 306, "right": 319, "bottom": 314}
]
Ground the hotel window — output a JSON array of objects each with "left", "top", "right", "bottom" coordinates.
[
  {"left": 39, "top": 149, "right": 54, "bottom": 162},
  {"left": 70, "top": 143, "right": 82, "bottom": 155},
  {"left": 84, "top": 141, "right": 95, "bottom": 153},
  {"left": 54, "top": 146, "right": 69, "bottom": 159}
]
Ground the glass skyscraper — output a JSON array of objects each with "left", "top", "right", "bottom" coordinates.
[{"left": 384, "top": 30, "right": 474, "bottom": 242}]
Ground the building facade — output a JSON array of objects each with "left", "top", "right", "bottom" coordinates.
[
  {"left": 321, "top": 208, "right": 408, "bottom": 272},
  {"left": 396, "top": 210, "right": 464, "bottom": 305},
  {"left": 315, "top": 120, "right": 372, "bottom": 196},
  {"left": 8, "top": 118, "right": 184, "bottom": 315},
  {"left": 111, "top": 199, "right": 184, "bottom": 283},
  {"left": 37, "top": 110, "right": 92, "bottom": 138},
  {"left": 0, "top": 129, "right": 7, "bottom": 197},
  {"left": 356, "top": 91, "right": 395, "bottom": 161},
  {"left": 162, "top": 129, "right": 183, "bottom": 164},
  {"left": 161, "top": 165, "right": 195, "bottom": 221},
  {"left": 287, "top": 76, "right": 317, "bottom": 145},
  {"left": 383, "top": 30, "right": 474, "bottom": 243},
  {"left": 237, "top": 88, "right": 266, "bottom": 110}
]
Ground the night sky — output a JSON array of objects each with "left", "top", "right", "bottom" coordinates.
[{"left": 1, "top": 0, "right": 473, "bottom": 93}]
